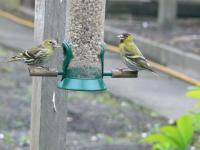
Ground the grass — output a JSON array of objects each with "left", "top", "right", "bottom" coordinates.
[{"left": 0, "top": 0, "right": 21, "bottom": 10}]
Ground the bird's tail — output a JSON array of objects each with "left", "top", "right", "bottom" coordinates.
[
  {"left": 7, "top": 53, "right": 24, "bottom": 62},
  {"left": 146, "top": 67, "right": 159, "bottom": 76}
]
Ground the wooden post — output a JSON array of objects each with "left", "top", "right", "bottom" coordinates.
[
  {"left": 158, "top": 0, "right": 177, "bottom": 27},
  {"left": 32, "top": 0, "right": 107, "bottom": 149},
  {"left": 31, "top": 0, "right": 68, "bottom": 150}
]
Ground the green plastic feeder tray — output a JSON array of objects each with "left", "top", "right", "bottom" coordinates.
[
  {"left": 58, "top": 78, "right": 106, "bottom": 91},
  {"left": 57, "top": 40, "right": 107, "bottom": 91}
]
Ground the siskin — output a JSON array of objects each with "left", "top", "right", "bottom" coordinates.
[
  {"left": 8, "top": 39, "right": 60, "bottom": 68},
  {"left": 117, "top": 33, "right": 155, "bottom": 73}
]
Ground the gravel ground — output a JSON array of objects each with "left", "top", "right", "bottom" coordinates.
[
  {"left": 0, "top": 45, "right": 166, "bottom": 150},
  {"left": 106, "top": 16, "right": 200, "bottom": 55},
  {"left": 0, "top": 46, "right": 31, "bottom": 150}
]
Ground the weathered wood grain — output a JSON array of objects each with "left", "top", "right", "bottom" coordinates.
[{"left": 31, "top": 0, "right": 68, "bottom": 150}]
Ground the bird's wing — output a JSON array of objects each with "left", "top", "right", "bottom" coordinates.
[
  {"left": 22, "top": 49, "right": 36, "bottom": 59},
  {"left": 8, "top": 48, "right": 38, "bottom": 62},
  {"left": 125, "top": 42, "right": 143, "bottom": 56},
  {"left": 126, "top": 55, "right": 150, "bottom": 69},
  {"left": 20, "top": 46, "right": 48, "bottom": 64},
  {"left": 126, "top": 55, "right": 157, "bottom": 75},
  {"left": 123, "top": 56, "right": 139, "bottom": 70},
  {"left": 126, "top": 55, "right": 145, "bottom": 59},
  {"left": 25, "top": 46, "right": 48, "bottom": 58}
]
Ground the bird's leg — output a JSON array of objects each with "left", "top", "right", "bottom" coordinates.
[
  {"left": 116, "top": 67, "right": 129, "bottom": 72},
  {"left": 50, "top": 68, "right": 57, "bottom": 72},
  {"left": 42, "top": 66, "right": 58, "bottom": 72},
  {"left": 122, "top": 68, "right": 131, "bottom": 71},
  {"left": 36, "top": 66, "right": 50, "bottom": 71}
]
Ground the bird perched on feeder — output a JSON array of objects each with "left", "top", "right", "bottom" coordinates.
[
  {"left": 8, "top": 39, "right": 60, "bottom": 69},
  {"left": 117, "top": 33, "right": 156, "bottom": 74}
]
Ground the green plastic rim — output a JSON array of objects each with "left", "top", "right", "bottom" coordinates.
[{"left": 58, "top": 78, "right": 107, "bottom": 91}]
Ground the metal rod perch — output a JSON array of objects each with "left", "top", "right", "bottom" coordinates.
[
  {"left": 29, "top": 67, "right": 138, "bottom": 78},
  {"left": 109, "top": 70, "right": 138, "bottom": 78},
  {"left": 28, "top": 67, "right": 59, "bottom": 77}
]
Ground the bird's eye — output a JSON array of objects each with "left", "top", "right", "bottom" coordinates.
[{"left": 49, "top": 41, "right": 52, "bottom": 43}]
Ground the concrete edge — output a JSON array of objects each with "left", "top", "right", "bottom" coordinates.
[
  {"left": 106, "top": 0, "right": 200, "bottom": 18},
  {"left": 18, "top": 6, "right": 34, "bottom": 20},
  {"left": 0, "top": 41, "right": 21, "bottom": 52},
  {"left": 104, "top": 26, "right": 200, "bottom": 78}
]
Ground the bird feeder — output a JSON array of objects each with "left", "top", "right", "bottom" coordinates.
[
  {"left": 57, "top": 40, "right": 107, "bottom": 91},
  {"left": 28, "top": 0, "right": 138, "bottom": 91},
  {"left": 28, "top": 40, "right": 138, "bottom": 91}
]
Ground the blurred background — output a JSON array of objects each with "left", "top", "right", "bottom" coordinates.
[{"left": 0, "top": 0, "right": 200, "bottom": 150}]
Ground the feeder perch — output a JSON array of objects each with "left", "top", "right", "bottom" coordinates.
[
  {"left": 28, "top": 66, "right": 61, "bottom": 77},
  {"left": 104, "top": 70, "right": 138, "bottom": 78}
]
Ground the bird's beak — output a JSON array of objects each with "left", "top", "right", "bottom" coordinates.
[
  {"left": 117, "top": 34, "right": 124, "bottom": 39},
  {"left": 55, "top": 45, "right": 61, "bottom": 48},
  {"left": 56, "top": 39, "right": 61, "bottom": 48},
  {"left": 53, "top": 42, "right": 61, "bottom": 48}
]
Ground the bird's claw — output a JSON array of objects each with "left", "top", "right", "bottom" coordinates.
[
  {"left": 116, "top": 68, "right": 129, "bottom": 72},
  {"left": 116, "top": 68, "right": 123, "bottom": 72},
  {"left": 50, "top": 68, "right": 57, "bottom": 72},
  {"left": 36, "top": 66, "right": 57, "bottom": 72},
  {"left": 36, "top": 66, "right": 50, "bottom": 71}
]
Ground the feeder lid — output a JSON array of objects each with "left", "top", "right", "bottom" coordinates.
[{"left": 58, "top": 78, "right": 106, "bottom": 91}]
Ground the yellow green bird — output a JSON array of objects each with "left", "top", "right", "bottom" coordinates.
[
  {"left": 8, "top": 39, "right": 60, "bottom": 67},
  {"left": 117, "top": 33, "right": 155, "bottom": 73}
]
